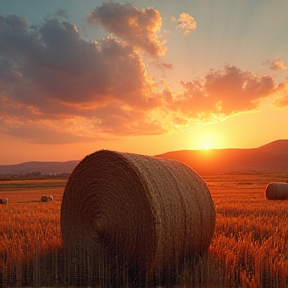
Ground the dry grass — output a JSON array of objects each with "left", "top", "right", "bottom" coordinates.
[
  {"left": 0, "top": 179, "right": 66, "bottom": 202},
  {"left": 1, "top": 172, "right": 288, "bottom": 287},
  {"left": 0, "top": 200, "right": 63, "bottom": 286},
  {"left": 203, "top": 172, "right": 288, "bottom": 288}
]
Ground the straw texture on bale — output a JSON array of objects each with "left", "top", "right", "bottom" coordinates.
[
  {"left": 0, "top": 198, "right": 9, "bottom": 204},
  {"left": 265, "top": 182, "right": 288, "bottom": 200},
  {"left": 41, "top": 195, "right": 54, "bottom": 202},
  {"left": 61, "top": 150, "right": 215, "bottom": 285}
]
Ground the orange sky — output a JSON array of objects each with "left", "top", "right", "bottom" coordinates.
[{"left": 0, "top": 1, "right": 288, "bottom": 164}]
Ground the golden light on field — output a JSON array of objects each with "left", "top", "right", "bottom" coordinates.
[{"left": 2, "top": 172, "right": 288, "bottom": 287}]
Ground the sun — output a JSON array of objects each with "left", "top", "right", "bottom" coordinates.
[
  {"left": 202, "top": 142, "right": 211, "bottom": 150},
  {"left": 193, "top": 129, "right": 222, "bottom": 151}
]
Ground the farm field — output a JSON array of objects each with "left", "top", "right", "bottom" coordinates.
[{"left": 0, "top": 172, "right": 288, "bottom": 287}]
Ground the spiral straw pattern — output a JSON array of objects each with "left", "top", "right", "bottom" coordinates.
[{"left": 60, "top": 150, "right": 215, "bottom": 285}]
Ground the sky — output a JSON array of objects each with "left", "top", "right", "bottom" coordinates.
[{"left": 1, "top": 0, "right": 288, "bottom": 164}]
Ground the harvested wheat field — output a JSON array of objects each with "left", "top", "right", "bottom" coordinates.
[{"left": 1, "top": 171, "right": 288, "bottom": 287}]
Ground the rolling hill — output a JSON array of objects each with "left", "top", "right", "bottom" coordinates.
[
  {"left": 156, "top": 139, "right": 288, "bottom": 174},
  {"left": 0, "top": 139, "right": 287, "bottom": 175},
  {"left": 0, "top": 160, "right": 80, "bottom": 176}
]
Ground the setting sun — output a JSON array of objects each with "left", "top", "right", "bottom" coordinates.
[
  {"left": 203, "top": 142, "right": 211, "bottom": 150},
  {"left": 192, "top": 129, "right": 223, "bottom": 151}
]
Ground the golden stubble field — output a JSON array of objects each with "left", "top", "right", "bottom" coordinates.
[{"left": 0, "top": 172, "right": 288, "bottom": 287}]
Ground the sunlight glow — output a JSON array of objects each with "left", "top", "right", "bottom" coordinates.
[
  {"left": 191, "top": 128, "right": 224, "bottom": 150},
  {"left": 203, "top": 142, "right": 211, "bottom": 150}
]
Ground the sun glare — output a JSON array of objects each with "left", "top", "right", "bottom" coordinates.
[
  {"left": 203, "top": 142, "right": 210, "bottom": 150},
  {"left": 192, "top": 129, "right": 223, "bottom": 151}
]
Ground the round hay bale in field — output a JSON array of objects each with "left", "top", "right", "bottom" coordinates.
[
  {"left": 0, "top": 198, "right": 9, "bottom": 204},
  {"left": 265, "top": 182, "right": 288, "bottom": 200},
  {"left": 41, "top": 195, "right": 54, "bottom": 202},
  {"left": 61, "top": 150, "right": 215, "bottom": 285}
]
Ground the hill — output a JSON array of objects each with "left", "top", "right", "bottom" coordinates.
[
  {"left": 156, "top": 139, "right": 288, "bottom": 174},
  {"left": 256, "top": 139, "right": 288, "bottom": 153},
  {"left": 0, "top": 160, "right": 79, "bottom": 176},
  {"left": 0, "top": 139, "right": 287, "bottom": 175}
]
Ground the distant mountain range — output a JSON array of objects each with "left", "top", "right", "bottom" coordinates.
[{"left": 0, "top": 139, "right": 287, "bottom": 175}]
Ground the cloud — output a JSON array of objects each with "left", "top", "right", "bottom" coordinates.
[
  {"left": 264, "top": 59, "right": 288, "bottom": 70},
  {"left": 273, "top": 95, "right": 288, "bottom": 108},
  {"left": 160, "top": 63, "right": 173, "bottom": 70},
  {"left": 91, "top": 102, "right": 166, "bottom": 136},
  {"left": 165, "top": 65, "right": 276, "bottom": 120},
  {"left": 172, "top": 13, "right": 196, "bottom": 36},
  {"left": 87, "top": 3, "right": 166, "bottom": 57},
  {"left": 0, "top": 15, "right": 165, "bottom": 143},
  {"left": 0, "top": 14, "right": 281, "bottom": 145},
  {"left": 0, "top": 15, "right": 160, "bottom": 107},
  {"left": 1, "top": 121, "right": 93, "bottom": 144},
  {"left": 272, "top": 79, "right": 288, "bottom": 108},
  {"left": 0, "top": 97, "right": 166, "bottom": 143}
]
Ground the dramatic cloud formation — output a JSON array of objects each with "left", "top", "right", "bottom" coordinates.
[
  {"left": 0, "top": 15, "right": 164, "bottom": 142},
  {"left": 165, "top": 65, "right": 276, "bottom": 121},
  {"left": 87, "top": 3, "right": 166, "bottom": 57},
  {"left": 172, "top": 13, "right": 197, "bottom": 36},
  {"left": 265, "top": 59, "right": 288, "bottom": 70},
  {"left": 0, "top": 10, "right": 281, "bottom": 145}
]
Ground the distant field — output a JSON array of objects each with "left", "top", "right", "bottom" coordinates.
[
  {"left": 0, "top": 179, "right": 67, "bottom": 202},
  {"left": 1, "top": 172, "right": 288, "bottom": 287}
]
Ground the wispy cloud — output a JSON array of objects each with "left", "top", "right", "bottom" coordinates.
[
  {"left": 272, "top": 79, "right": 288, "bottom": 108},
  {"left": 87, "top": 3, "right": 166, "bottom": 57},
  {"left": 273, "top": 95, "right": 288, "bottom": 108},
  {"left": 172, "top": 13, "right": 196, "bottom": 36},
  {"left": 264, "top": 59, "right": 288, "bottom": 70}
]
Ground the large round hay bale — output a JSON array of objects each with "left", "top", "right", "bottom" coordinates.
[
  {"left": 0, "top": 198, "right": 9, "bottom": 204},
  {"left": 61, "top": 150, "right": 215, "bottom": 285},
  {"left": 265, "top": 182, "right": 288, "bottom": 200},
  {"left": 41, "top": 195, "right": 54, "bottom": 202}
]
